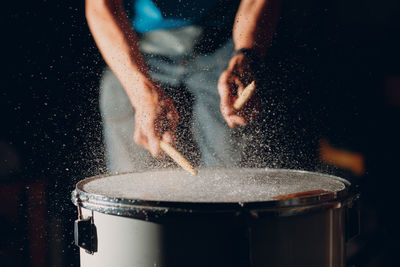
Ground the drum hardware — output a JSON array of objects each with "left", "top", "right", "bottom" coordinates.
[{"left": 74, "top": 195, "right": 98, "bottom": 254}]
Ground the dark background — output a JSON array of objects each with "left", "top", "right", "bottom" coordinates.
[{"left": 1, "top": 0, "right": 400, "bottom": 266}]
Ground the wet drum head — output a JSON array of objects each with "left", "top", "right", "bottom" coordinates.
[{"left": 72, "top": 168, "right": 351, "bottom": 218}]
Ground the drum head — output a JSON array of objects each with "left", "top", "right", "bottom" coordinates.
[{"left": 72, "top": 168, "right": 351, "bottom": 217}]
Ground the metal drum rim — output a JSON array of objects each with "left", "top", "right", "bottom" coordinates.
[{"left": 71, "top": 168, "right": 356, "bottom": 218}]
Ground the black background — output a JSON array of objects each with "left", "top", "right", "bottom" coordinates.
[{"left": 1, "top": 0, "right": 400, "bottom": 266}]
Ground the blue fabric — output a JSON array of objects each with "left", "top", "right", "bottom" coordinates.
[{"left": 132, "top": 0, "right": 219, "bottom": 33}]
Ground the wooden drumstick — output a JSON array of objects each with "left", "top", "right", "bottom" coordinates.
[
  {"left": 233, "top": 81, "right": 256, "bottom": 110},
  {"left": 160, "top": 141, "right": 198, "bottom": 176}
]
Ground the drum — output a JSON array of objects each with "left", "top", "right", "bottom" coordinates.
[{"left": 71, "top": 168, "right": 359, "bottom": 267}]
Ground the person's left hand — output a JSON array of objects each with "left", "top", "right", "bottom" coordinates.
[{"left": 218, "top": 53, "right": 260, "bottom": 128}]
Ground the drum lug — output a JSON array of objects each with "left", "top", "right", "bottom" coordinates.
[{"left": 74, "top": 209, "right": 98, "bottom": 254}]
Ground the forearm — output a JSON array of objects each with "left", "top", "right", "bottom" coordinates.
[
  {"left": 233, "top": 0, "right": 281, "bottom": 57},
  {"left": 85, "top": 0, "right": 149, "bottom": 102}
]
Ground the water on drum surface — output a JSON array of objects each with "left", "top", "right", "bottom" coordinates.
[{"left": 82, "top": 168, "right": 346, "bottom": 203}]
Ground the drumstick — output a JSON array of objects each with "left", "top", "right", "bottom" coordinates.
[
  {"left": 233, "top": 81, "right": 256, "bottom": 110},
  {"left": 160, "top": 141, "right": 198, "bottom": 176}
]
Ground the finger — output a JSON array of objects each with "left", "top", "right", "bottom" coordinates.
[
  {"left": 234, "top": 77, "right": 246, "bottom": 95},
  {"left": 142, "top": 122, "right": 161, "bottom": 158},
  {"left": 133, "top": 129, "right": 150, "bottom": 150},
  {"left": 148, "top": 134, "right": 161, "bottom": 158},
  {"left": 162, "top": 131, "right": 173, "bottom": 145},
  {"left": 218, "top": 71, "right": 234, "bottom": 109},
  {"left": 218, "top": 71, "right": 236, "bottom": 122},
  {"left": 227, "top": 114, "right": 247, "bottom": 128}
]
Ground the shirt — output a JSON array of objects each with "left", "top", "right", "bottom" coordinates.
[{"left": 130, "top": 0, "right": 237, "bottom": 33}]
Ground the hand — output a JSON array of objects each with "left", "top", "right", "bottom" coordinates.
[
  {"left": 130, "top": 77, "right": 179, "bottom": 158},
  {"left": 218, "top": 53, "right": 260, "bottom": 128}
]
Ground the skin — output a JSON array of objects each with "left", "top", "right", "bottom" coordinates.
[
  {"left": 219, "top": 0, "right": 280, "bottom": 128},
  {"left": 85, "top": 0, "right": 280, "bottom": 157}
]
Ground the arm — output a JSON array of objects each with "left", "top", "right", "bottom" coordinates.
[
  {"left": 218, "top": 0, "right": 281, "bottom": 128},
  {"left": 233, "top": 0, "right": 280, "bottom": 56},
  {"left": 85, "top": 0, "right": 178, "bottom": 157}
]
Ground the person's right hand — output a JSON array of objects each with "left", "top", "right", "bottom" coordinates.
[
  {"left": 218, "top": 53, "right": 259, "bottom": 128},
  {"left": 129, "top": 77, "right": 179, "bottom": 158}
]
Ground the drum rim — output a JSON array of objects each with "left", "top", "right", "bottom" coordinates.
[{"left": 72, "top": 168, "right": 355, "bottom": 217}]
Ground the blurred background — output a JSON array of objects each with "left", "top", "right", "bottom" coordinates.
[{"left": 1, "top": 0, "right": 399, "bottom": 266}]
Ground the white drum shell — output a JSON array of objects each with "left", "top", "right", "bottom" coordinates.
[{"left": 79, "top": 205, "right": 347, "bottom": 267}]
